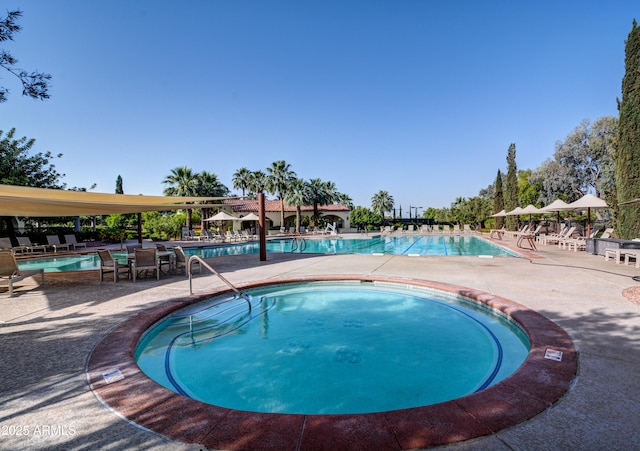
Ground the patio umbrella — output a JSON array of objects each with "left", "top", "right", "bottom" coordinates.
[
  {"left": 556, "top": 194, "right": 609, "bottom": 237},
  {"left": 240, "top": 212, "right": 260, "bottom": 235},
  {"left": 540, "top": 199, "right": 570, "bottom": 234},
  {"left": 505, "top": 207, "right": 525, "bottom": 216},
  {"left": 205, "top": 211, "right": 240, "bottom": 221},
  {"left": 490, "top": 209, "right": 507, "bottom": 217},
  {"left": 520, "top": 204, "right": 542, "bottom": 227}
]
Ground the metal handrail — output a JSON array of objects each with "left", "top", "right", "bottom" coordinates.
[
  {"left": 188, "top": 255, "right": 251, "bottom": 312},
  {"left": 290, "top": 236, "right": 306, "bottom": 253}
]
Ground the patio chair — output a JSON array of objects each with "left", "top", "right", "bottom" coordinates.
[
  {"left": 132, "top": 248, "right": 160, "bottom": 282},
  {"left": 97, "top": 249, "right": 130, "bottom": 282},
  {"left": 16, "top": 236, "right": 48, "bottom": 254},
  {"left": 173, "top": 246, "right": 201, "bottom": 277},
  {"left": 64, "top": 234, "right": 87, "bottom": 250},
  {"left": 46, "top": 235, "right": 71, "bottom": 253},
  {"left": 126, "top": 244, "right": 142, "bottom": 254},
  {"left": 154, "top": 243, "right": 173, "bottom": 273},
  {"left": 0, "top": 249, "right": 45, "bottom": 296}
]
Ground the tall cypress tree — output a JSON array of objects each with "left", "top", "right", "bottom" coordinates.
[
  {"left": 616, "top": 19, "right": 640, "bottom": 239},
  {"left": 115, "top": 175, "right": 124, "bottom": 194},
  {"left": 493, "top": 170, "right": 505, "bottom": 228},
  {"left": 504, "top": 144, "right": 519, "bottom": 230}
]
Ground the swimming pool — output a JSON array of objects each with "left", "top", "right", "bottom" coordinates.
[
  {"left": 187, "top": 235, "right": 518, "bottom": 258},
  {"left": 135, "top": 280, "right": 529, "bottom": 414},
  {"left": 89, "top": 275, "right": 577, "bottom": 449},
  {"left": 17, "top": 235, "right": 518, "bottom": 273}
]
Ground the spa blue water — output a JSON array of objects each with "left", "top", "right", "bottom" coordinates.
[
  {"left": 17, "top": 236, "right": 517, "bottom": 272},
  {"left": 135, "top": 281, "right": 529, "bottom": 414}
]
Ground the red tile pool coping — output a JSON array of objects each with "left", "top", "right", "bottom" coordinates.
[{"left": 87, "top": 275, "right": 577, "bottom": 450}]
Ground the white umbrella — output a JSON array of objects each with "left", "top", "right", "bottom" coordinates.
[
  {"left": 240, "top": 212, "right": 260, "bottom": 221},
  {"left": 556, "top": 194, "right": 609, "bottom": 237},
  {"left": 205, "top": 211, "right": 240, "bottom": 221},
  {"left": 490, "top": 209, "right": 507, "bottom": 217},
  {"left": 540, "top": 199, "right": 570, "bottom": 233},
  {"left": 505, "top": 207, "right": 525, "bottom": 215},
  {"left": 519, "top": 204, "right": 542, "bottom": 227}
]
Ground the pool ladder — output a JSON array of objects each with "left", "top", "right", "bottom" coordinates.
[
  {"left": 187, "top": 255, "right": 251, "bottom": 312},
  {"left": 290, "top": 236, "right": 306, "bottom": 252}
]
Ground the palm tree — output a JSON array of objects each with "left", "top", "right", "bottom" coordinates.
[
  {"left": 163, "top": 166, "right": 198, "bottom": 229},
  {"left": 232, "top": 167, "right": 252, "bottom": 197},
  {"left": 197, "top": 170, "right": 231, "bottom": 229},
  {"left": 284, "top": 178, "right": 310, "bottom": 233},
  {"left": 336, "top": 192, "right": 354, "bottom": 210},
  {"left": 371, "top": 190, "right": 394, "bottom": 224},
  {"left": 266, "top": 160, "right": 296, "bottom": 228},
  {"left": 247, "top": 170, "right": 267, "bottom": 199},
  {"left": 308, "top": 178, "right": 338, "bottom": 226}
]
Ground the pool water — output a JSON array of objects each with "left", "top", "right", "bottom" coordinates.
[
  {"left": 186, "top": 235, "right": 518, "bottom": 259},
  {"left": 17, "top": 236, "right": 517, "bottom": 273},
  {"left": 135, "top": 281, "right": 530, "bottom": 414}
]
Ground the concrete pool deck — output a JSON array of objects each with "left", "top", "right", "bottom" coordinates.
[{"left": 1, "top": 234, "right": 639, "bottom": 449}]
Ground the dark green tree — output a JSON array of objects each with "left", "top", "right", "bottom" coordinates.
[
  {"left": 0, "top": 10, "right": 51, "bottom": 103},
  {"left": 504, "top": 143, "right": 519, "bottom": 230},
  {"left": 0, "top": 128, "right": 64, "bottom": 236},
  {"left": 615, "top": 19, "right": 640, "bottom": 239},
  {"left": 115, "top": 175, "right": 123, "bottom": 194},
  {"left": 493, "top": 170, "right": 504, "bottom": 228}
]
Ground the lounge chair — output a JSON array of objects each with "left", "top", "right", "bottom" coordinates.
[
  {"left": 131, "top": 248, "right": 160, "bottom": 282},
  {"left": 64, "top": 234, "right": 87, "bottom": 250},
  {"left": 46, "top": 235, "right": 71, "bottom": 253},
  {"left": 563, "top": 228, "right": 601, "bottom": 252},
  {"left": 0, "top": 237, "right": 13, "bottom": 251},
  {"left": 540, "top": 226, "right": 575, "bottom": 246},
  {"left": 16, "top": 237, "right": 48, "bottom": 254},
  {"left": 463, "top": 224, "right": 474, "bottom": 234},
  {"left": 599, "top": 228, "right": 615, "bottom": 239},
  {"left": 0, "top": 249, "right": 45, "bottom": 296},
  {"left": 174, "top": 246, "right": 201, "bottom": 277},
  {"left": 489, "top": 226, "right": 506, "bottom": 239},
  {"left": 97, "top": 249, "right": 130, "bottom": 282}
]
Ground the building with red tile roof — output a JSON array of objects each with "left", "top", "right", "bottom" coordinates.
[{"left": 215, "top": 199, "right": 351, "bottom": 232}]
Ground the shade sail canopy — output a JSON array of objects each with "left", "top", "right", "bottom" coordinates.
[
  {"left": 0, "top": 184, "right": 232, "bottom": 217},
  {"left": 205, "top": 211, "right": 240, "bottom": 221}
]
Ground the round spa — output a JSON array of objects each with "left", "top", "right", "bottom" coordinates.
[
  {"left": 135, "top": 280, "right": 529, "bottom": 415},
  {"left": 88, "top": 276, "right": 577, "bottom": 450}
]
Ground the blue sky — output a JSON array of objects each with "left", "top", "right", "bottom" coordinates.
[{"left": 2, "top": 1, "right": 634, "bottom": 211}]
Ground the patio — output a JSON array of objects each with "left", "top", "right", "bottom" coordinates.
[{"left": 1, "top": 234, "right": 639, "bottom": 449}]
